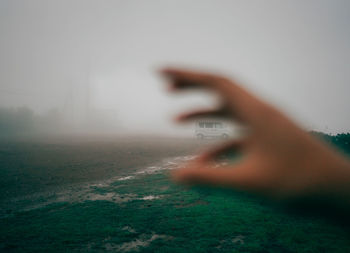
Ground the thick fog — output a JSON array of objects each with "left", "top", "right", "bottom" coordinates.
[{"left": 1, "top": 0, "right": 350, "bottom": 137}]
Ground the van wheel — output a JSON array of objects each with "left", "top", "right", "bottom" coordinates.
[
  {"left": 222, "top": 134, "right": 229, "bottom": 139},
  {"left": 197, "top": 134, "right": 204, "bottom": 139}
]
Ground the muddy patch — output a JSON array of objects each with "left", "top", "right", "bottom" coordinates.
[
  {"left": 122, "top": 226, "right": 136, "bottom": 233},
  {"left": 216, "top": 235, "right": 246, "bottom": 250},
  {"left": 117, "top": 176, "right": 135, "bottom": 181},
  {"left": 175, "top": 199, "right": 209, "bottom": 208},
  {"left": 104, "top": 233, "right": 173, "bottom": 252}
]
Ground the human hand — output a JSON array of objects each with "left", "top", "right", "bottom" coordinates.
[{"left": 161, "top": 68, "right": 350, "bottom": 204}]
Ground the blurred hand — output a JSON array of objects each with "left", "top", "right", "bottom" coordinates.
[{"left": 161, "top": 68, "right": 350, "bottom": 203}]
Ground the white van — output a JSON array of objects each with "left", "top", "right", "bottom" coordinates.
[{"left": 195, "top": 121, "right": 230, "bottom": 139}]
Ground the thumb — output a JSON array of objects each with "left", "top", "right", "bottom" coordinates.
[{"left": 171, "top": 158, "right": 260, "bottom": 191}]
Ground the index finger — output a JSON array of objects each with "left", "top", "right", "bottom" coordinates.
[
  {"left": 160, "top": 67, "right": 272, "bottom": 126},
  {"left": 160, "top": 68, "right": 233, "bottom": 93}
]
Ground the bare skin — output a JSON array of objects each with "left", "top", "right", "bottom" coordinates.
[{"left": 160, "top": 68, "right": 350, "bottom": 206}]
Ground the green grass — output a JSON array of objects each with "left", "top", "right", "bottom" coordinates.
[
  {"left": 1, "top": 171, "right": 349, "bottom": 252},
  {"left": 1, "top": 132, "right": 349, "bottom": 252}
]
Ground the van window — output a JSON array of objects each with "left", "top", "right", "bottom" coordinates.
[
  {"left": 205, "top": 123, "right": 213, "bottom": 128},
  {"left": 215, "top": 122, "right": 223, "bottom": 128},
  {"left": 199, "top": 122, "right": 205, "bottom": 128}
]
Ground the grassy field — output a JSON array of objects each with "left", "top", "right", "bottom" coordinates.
[{"left": 1, "top": 136, "right": 350, "bottom": 252}]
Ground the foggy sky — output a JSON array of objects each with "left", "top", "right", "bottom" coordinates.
[{"left": 0, "top": 0, "right": 349, "bottom": 134}]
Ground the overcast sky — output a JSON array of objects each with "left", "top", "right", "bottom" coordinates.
[{"left": 0, "top": 0, "right": 349, "bottom": 134}]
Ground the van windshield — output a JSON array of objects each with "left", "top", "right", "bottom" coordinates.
[{"left": 198, "top": 122, "right": 223, "bottom": 128}]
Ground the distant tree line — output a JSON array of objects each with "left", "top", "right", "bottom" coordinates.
[
  {"left": 0, "top": 106, "right": 61, "bottom": 137},
  {"left": 0, "top": 106, "right": 349, "bottom": 154},
  {"left": 311, "top": 131, "right": 350, "bottom": 156}
]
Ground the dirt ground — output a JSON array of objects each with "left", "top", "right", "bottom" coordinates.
[{"left": 0, "top": 136, "right": 215, "bottom": 202}]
